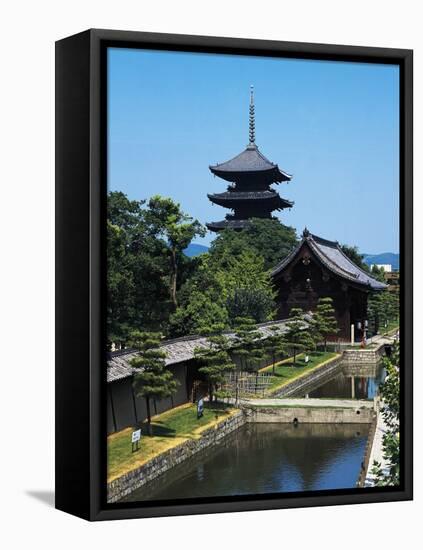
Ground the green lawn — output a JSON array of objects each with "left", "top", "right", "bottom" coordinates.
[
  {"left": 108, "top": 402, "right": 236, "bottom": 482},
  {"left": 261, "top": 351, "right": 339, "bottom": 394}
]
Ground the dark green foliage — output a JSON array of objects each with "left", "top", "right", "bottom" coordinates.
[
  {"left": 107, "top": 221, "right": 135, "bottom": 346},
  {"left": 232, "top": 317, "right": 266, "bottom": 372},
  {"left": 209, "top": 218, "right": 298, "bottom": 270},
  {"left": 284, "top": 308, "right": 315, "bottom": 363},
  {"left": 129, "top": 331, "right": 179, "bottom": 435},
  {"left": 193, "top": 324, "right": 235, "bottom": 403},
  {"left": 108, "top": 191, "right": 144, "bottom": 233},
  {"left": 312, "top": 297, "right": 339, "bottom": 351},
  {"left": 371, "top": 343, "right": 400, "bottom": 486},
  {"left": 145, "top": 195, "right": 206, "bottom": 308},
  {"left": 169, "top": 290, "right": 228, "bottom": 338},
  {"left": 227, "top": 287, "right": 275, "bottom": 325},
  {"left": 368, "top": 291, "right": 399, "bottom": 334},
  {"left": 370, "top": 264, "right": 386, "bottom": 283},
  {"left": 263, "top": 326, "right": 287, "bottom": 374},
  {"left": 107, "top": 192, "right": 204, "bottom": 345},
  {"left": 169, "top": 248, "right": 276, "bottom": 336}
]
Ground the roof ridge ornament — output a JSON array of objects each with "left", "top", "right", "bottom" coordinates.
[
  {"left": 249, "top": 85, "right": 255, "bottom": 146},
  {"left": 302, "top": 227, "right": 310, "bottom": 238}
]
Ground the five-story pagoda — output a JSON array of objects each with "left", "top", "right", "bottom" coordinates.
[{"left": 206, "top": 86, "right": 294, "bottom": 232}]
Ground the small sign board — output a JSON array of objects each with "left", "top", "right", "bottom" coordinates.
[
  {"left": 131, "top": 428, "right": 141, "bottom": 452},
  {"left": 197, "top": 398, "right": 204, "bottom": 419},
  {"left": 132, "top": 429, "right": 141, "bottom": 443}
]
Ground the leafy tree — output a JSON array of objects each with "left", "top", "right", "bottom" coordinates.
[
  {"left": 232, "top": 317, "right": 265, "bottom": 372},
  {"left": 263, "top": 326, "right": 287, "bottom": 374},
  {"left": 209, "top": 218, "right": 298, "bottom": 270},
  {"left": 216, "top": 249, "right": 276, "bottom": 325},
  {"left": 193, "top": 324, "right": 235, "bottom": 403},
  {"left": 284, "top": 308, "right": 315, "bottom": 364},
  {"left": 129, "top": 331, "right": 179, "bottom": 435},
  {"left": 169, "top": 291, "right": 228, "bottom": 338},
  {"left": 368, "top": 291, "right": 399, "bottom": 335},
  {"left": 108, "top": 191, "right": 144, "bottom": 235},
  {"left": 227, "top": 287, "right": 275, "bottom": 325},
  {"left": 371, "top": 343, "right": 400, "bottom": 486},
  {"left": 145, "top": 196, "right": 206, "bottom": 308},
  {"left": 313, "top": 297, "right": 339, "bottom": 351},
  {"left": 107, "top": 221, "right": 135, "bottom": 347},
  {"left": 370, "top": 264, "right": 386, "bottom": 283},
  {"left": 168, "top": 256, "right": 229, "bottom": 337}
]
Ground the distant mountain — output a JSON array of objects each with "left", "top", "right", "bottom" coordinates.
[
  {"left": 184, "top": 243, "right": 209, "bottom": 257},
  {"left": 363, "top": 253, "right": 399, "bottom": 271}
]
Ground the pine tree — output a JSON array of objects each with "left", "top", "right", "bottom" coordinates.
[
  {"left": 263, "top": 326, "right": 287, "bottom": 374},
  {"left": 232, "top": 317, "right": 265, "bottom": 372},
  {"left": 313, "top": 297, "right": 339, "bottom": 351},
  {"left": 284, "top": 308, "right": 315, "bottom": 364},
  {"left": 193, "top": 323, "right": 235, "bottom": 404},
  {"left": 129, "top": 331, "right": 179, "bottom": 435},
  {"left": 231, "top": 317, "right": 266, "bottom": 402}
]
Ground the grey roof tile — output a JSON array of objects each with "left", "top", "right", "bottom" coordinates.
[
  {"left": 209, "top": 145, "right": 291, "bottom": 183},
  {"left": 272, "top": 231, "right": 387, "bottom": 291},
  {"left": 107, "top": 319, "right": 291, "bottom": 383}
]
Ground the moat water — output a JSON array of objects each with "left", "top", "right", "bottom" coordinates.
[
  {"left": 122, "top": 423, "right": 369, "bottom": 502},
  {"left": 301, "top": 362, "right": 386, "bottom": 400}
]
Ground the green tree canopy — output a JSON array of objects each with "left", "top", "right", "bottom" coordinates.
[
  {"left": 284, "top": 308, "right": 315, "bottom": 363},
  {"left": 145, "top": 195, "right": 206, "bottom": 308},
  {"left": 312, "top": 297, "right": 339, "bottom": 351},
  {"left": 209, "top": 218, "right": 298, "bottom": 270},
  {"left": 263, "top": 326, "right": 287, "bottom": 374},
  {"left": 193, "top": 324, "right": 235, "bottom": 403},
  {"left": 232, "top": 317, "right": 265, "bottom": 372},
  {"left": 129, "top": 331, "right": 179, "bottom": 435},
  {"left": 371, "top": 343, "right": 400, "bottom": 486}
]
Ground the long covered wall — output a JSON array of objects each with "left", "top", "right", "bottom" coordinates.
[{"left": 107, "top": 362, "right": 190, "bottom": 434}]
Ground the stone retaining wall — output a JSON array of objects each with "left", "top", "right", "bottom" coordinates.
[
  {"left": 357, "top": 412, "right": 379, "bottom": 487},
  {"left": 269, "top": 356, "right": 343, "bottom": 398},
  {"left": 244, "top": 405, "right": 375, "bottom": 424},
  {"left": 107, "top": 410, "right": 246, "bottom": 503},
  {"left": 342, "top": 343, "right": 386, "bottom": 366}
]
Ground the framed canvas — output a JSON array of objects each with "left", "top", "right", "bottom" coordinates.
[{"left": 55, "top": 29, "right": 413, "bottom": 521}]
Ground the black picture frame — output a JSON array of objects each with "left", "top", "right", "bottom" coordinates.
[{"left": 55, "top": 28, "right": 413, "bottom": 521}]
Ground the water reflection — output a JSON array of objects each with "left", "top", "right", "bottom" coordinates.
[
  {"left": 304, "top": 362, "right": 386, "bottom": 400},
  {"left": 122, "top": 423, "right": 368, "bottom": 503}
]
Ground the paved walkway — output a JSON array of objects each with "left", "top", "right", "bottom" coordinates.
[
  {"left": 364, "top": 406, "right": 389, "bottom": 487},
  {"left": 238, "top": 397, "right": 374, "bottom": 409},
  {"left": 367, "top": 332, "right": 398, "bottom": 347}
]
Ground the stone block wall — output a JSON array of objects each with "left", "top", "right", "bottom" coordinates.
[
  {"left": 107, "top": 410, "right": 246, "bottom": 503},
  {"left": 269, "top": 356, "right": 343, "bottom": 398},
  {"left": 244, "top": 405, "right": 375, "bottom": 424},
  {"left": 342, "top": 343, "right": 386, "bottom": 366}
]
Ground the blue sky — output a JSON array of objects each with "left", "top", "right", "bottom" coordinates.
[{"left": 108, "top": 48, "right": 399, "bottom": 254}]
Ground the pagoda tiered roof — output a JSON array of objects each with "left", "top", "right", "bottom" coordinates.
[
  {"left": 208, "top": 190, "right": 293, "bottom": 209},
  {"left": 206, "top": 86, "right": 293, "bottom": 232},
  {"left": 206, "top": 219, "right": 252, "bottom": 231},
  {"left": 209, "top": 144, "right": 292, "bottom": 183}
]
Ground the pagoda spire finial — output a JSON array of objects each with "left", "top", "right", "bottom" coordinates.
[{"left": 249, "top": 85, "right": 255, "bottom": 145}]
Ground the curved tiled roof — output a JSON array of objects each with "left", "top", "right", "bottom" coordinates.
[
  {"left": 271, "top": 230, "right": 387, "bottom": 291},
  {"left": 209, "top": 144, "right": 292, "bottom": 183},
  {"left": 206, "top": 219, "right": 252, "bottom": 231},
  {"left": 107, "top": 319, "right": 292, "bottom": 383},
  {"left": 207, "top": 190, "right": 294, "bottom": 210}
]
